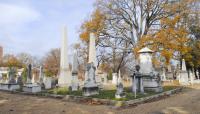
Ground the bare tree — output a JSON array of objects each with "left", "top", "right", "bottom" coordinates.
[
  {"left": 43, "top": 48, "right": 60, "bottom": 77},
  {"left": 97, "top": 0, "right": 174, "bottom": 49}
]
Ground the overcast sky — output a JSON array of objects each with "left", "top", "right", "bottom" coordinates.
[{"left": 0, "top": 0, "right": 95, "bottom": 57}]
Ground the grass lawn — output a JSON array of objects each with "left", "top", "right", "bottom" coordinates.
[{"left": 47, "top": 86, "right": 179, "bottom": 101}]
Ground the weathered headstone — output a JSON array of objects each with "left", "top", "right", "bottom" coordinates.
[
  {"left": 23, "top": 64, "right": 41, "bottom": 93},
  {"left": 0, "top": 67, "right": 20, "bottom": 91},
  {"left": 43, "top": 76, "right": 52, "bottom": 89},
  {"left": 69, "top": 51, "right": 79, "bottom": 91},
  {"left": 8, "top": 67, "right": 16, "bottom": 84},
  {"left": 39, "top": 66, "right": 44, "bottom": 84},
  {"left": 58, "top": 26, "right": 71, "bottom": 87},
  {"left": 115, "top": 82, "right": 126, "bottom": 99},
  {"left": 131, "top": 65, "right": 144, "bottom": 94},
  {"left": 83, "top": 63, "right": 99, "bottom": 96},
  {"left": 179, "top": 59, "right": 189, "bottom": 85}
]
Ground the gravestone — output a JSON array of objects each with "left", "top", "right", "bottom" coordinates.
[
  {"left": 17, "top": 75, "right": 23, "bottom": 90},
  {"left": 189, "top": 70, "right": 194, "bottom": 85},
  {"left": 58, "top": 26, "right": 72, "bottom": 87},
  {"left": 8, "top": 67, "right": 16, "bottom": 84},
  {"left": 131, "top": 65, "right": 144, "bottom": 94},
  {"left": 138, "top": 47, "right": 163, "bottom": 92},
  {"left": 83, "top": 63, "right": 99, "bottom": 96},
  {"left": 23, "top": 64, "right": 41, "bottom": 93},
  {"left": 83, "top": 33, "right": 99, "bottom": 96},
  {"left": 43, "top": 76, "right": 52, "bottom": 89},
  {"left": 69, "top": 51, "right": 79, "bottom": 91},
  {"left": 115, "top": 82, "right": 126, "bottom": 99},
  {"left": 179, "top": 59, "right": 189, "bottom": 85},
  {"left": 161, "top": 67, "right": 166, "bottom": 81},
  {"left": 0, "top": 67, "right": 20, "bottom": 91},
  {"left": 38, "top": 66, "right": 45, "bottom": 89}
]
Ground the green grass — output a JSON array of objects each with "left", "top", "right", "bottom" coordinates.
[{"left": 47, "top": 86, "right": 179, "bottom": 101}]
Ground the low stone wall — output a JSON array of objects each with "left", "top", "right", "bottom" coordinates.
[{"left": 1, "top": 87, "right": 183, "bottom": 108}]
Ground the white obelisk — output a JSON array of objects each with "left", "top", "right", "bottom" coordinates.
[
  {"left": 58, "top": 26, "right": 71, "bottom": 87},
  {"left": 88, "top": 33, "right": 96, "bottom": 66}
]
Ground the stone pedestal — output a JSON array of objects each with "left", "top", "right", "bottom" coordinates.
[
  {"left": 23, "top": 84, "right": 41, "bottom": 93},
  {"left": 143, "top": 76, "right": 163, "bottom": 92},
  {"left": 0, "top": 83, "right": 20, "bottom": 91}
]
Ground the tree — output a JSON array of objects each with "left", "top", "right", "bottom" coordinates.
[
  {"left": 96, "top": 0, "right": 179, "bottom": 49},
  {"left": 43, "top": 48, "right": 60, "bottom": 77},
  {"left": 80, "top": 9, "right": 106, "bottom": 43},
  {"left": 2, "top": 54, "right": 22, "bottom": 67}
]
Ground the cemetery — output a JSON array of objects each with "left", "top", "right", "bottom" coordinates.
[{"left": 0, "top": 0, "right": 200, "bottom": 113}]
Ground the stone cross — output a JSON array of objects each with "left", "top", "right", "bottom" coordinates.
[{"left": 58, "top": 26, "right": 71, "bottom": 87}]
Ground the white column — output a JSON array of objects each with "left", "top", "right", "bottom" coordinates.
[
  {"left": 58, "top": 26, "right": 71, "bottom": 87},
  {"left": 88, "top": 33, "right": 96, "bottom": 67}
]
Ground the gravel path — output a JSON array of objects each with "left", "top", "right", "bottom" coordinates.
[{"left": 0, "top": 85, "right": 200, "bottom": 114}]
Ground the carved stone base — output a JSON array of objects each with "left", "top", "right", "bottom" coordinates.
[
  {"left": 23, "top": 83, "right": 41, "bottom": 93},
  {"left": 0, "top": 83, "right": 20, "bottom": 91}
]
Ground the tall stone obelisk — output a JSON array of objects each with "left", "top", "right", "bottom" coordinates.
[
  {"left": 58, "top": 26, "right": 71, "bottom": 87},
  {"left": 88, "top": 33, "right": 96, "bottom": 66}
]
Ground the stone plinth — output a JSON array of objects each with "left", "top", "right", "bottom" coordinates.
[
  {"left": 23, "top": 84, "right": 41, "bottom": 93},
  {"left": 143, "top": 77, "right": 163, "bottom": 92},
  {"left": 0, "top": 83, "right": 20, "bottom": 91}
]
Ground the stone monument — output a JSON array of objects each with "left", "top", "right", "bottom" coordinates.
[
  {"left": 83, "top": 63, "right": 99, "bottom": 96},
  {"left": 58, "top": 26, "right": 71, "bottom": 87},
  {"left": 83, "top": 33, "right": 99, "bottom": 96},
  {"left": 115, "top": 83, "right": 126, "bottom": 99},
  {"left": 69, "top": 51, "right": 79, "bottom": 91},
  {"left": 137, "top": 47, "right": 163, "bottom": 92},
  {"left": 131, "top": 65, "right": 144, "bottom": 94},
  {"left": 178, "top": 59, "right": 189, "bottom": 85},
  {"left": 0, "top": 67, "right": 20, "bottom": 91},
  {"left": 23, "top": 64, "right": 41, "bottom": 93}
]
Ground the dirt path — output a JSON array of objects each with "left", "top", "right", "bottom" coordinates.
[{"left": 0, "top": 85, "right": 200, "bottom": 114}]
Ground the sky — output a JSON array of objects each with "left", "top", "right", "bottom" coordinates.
[{"left": 0, "top": 0, "right": 96, "bottom": 58}]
